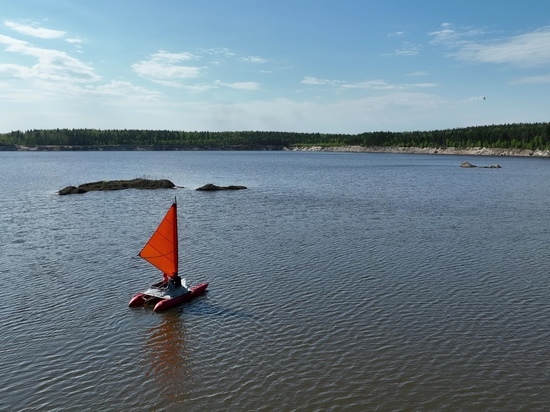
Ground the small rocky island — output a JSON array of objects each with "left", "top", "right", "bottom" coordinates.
[
  {"left": 460, "top": 161, "right": 501, "bottom": 168},
  {"left": 58, "top": 178, "right": 175, "bottom": 195},
  {"left": 196, "top": 183, "right": 247, "bottom": 191}
]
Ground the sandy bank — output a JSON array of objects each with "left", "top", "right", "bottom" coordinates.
[{"left": 289, "top": 146, "right": 550, "bottom": 157}]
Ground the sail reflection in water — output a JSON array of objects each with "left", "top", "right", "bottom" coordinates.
[{"left": 145, "top": 314, "right": 194, "bottom": 401}]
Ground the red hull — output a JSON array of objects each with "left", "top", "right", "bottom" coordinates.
[
  {"left": 128, "top": 282, "right": 208, "bottom": 312},
  {"left": 128, "top": 293, "right": 146, "bottom": 307}
]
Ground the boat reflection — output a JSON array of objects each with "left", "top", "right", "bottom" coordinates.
[{"left": 145, "top": 313, "right": 194, "bottom": 396}]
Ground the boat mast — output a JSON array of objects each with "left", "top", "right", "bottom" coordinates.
[{"left": 173, "top": 197, "right": 179, "bottom": 276}]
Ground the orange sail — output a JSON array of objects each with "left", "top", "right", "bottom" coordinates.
[{"left": 139, "top": 201, "right": 179, "bottom": 277}]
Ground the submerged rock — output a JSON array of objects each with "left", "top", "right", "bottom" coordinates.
[
  {"left": 58, "top": 178, "right": 175, "bottom": 195},
  {"left": 196, "top": 183, "right": 247, "bottom": 191}
]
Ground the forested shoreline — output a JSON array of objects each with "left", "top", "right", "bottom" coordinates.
[{"left": 1, "top": 122, "right": 549, "bottom": 151}]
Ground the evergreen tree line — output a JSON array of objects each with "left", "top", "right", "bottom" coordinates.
[{"left": 1, "top": 122, "right": 549, "bottom": 150}]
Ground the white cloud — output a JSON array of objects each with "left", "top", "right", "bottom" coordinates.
[
  {"left": 429, "top": 22, "right": 458, "bottom": 44},
  {"left": 132, "top": 50, "right": 202, "bottom": 83},
  {"left": 343, "top": 80, "right": 437, "bottom": 90},
  {"left": 385, "top": 31, "right": 420, "bottom": 56},
  {"left": 241, "top": 56, "right": 267, "bottom": 63},
  {"left": 302, "top": 76, "right": 326, "bottom": 85},
  {"left": 150, "top": 50, "right": 197, "bottom": 62},
  {"left": 180, "top": 84, "right": 217, "bottom": 92},
  {"left": 301, "top": 76, "right": 344, "bottom": 86},
  {"left": 0, "top": 34, "right": 32, "bottom": 52},
  {"left": 429, "top": 22, "right": 483, "bottom": 46},
  {"left": 227, "top": 82, "right": 261, "bottom": 90},
  {"left": 389, "top": 42, "right": 420, "bottom": 56},
  {"left": 148, "top": 78, "right": 216, "bottom": 92},
  {"left": 0, "top": 62, "right": 33, "bottom": 79},
  {"left": 129, "top": 48, "right": 268, "bottom": 92},
  {"left": 133, "top": 60, "right": 202, "bottom": 79},
  {"left": 85, "top": 80, "right": 161, "bottom": 102},
  {"left": 303, "top": 76, "right": 436, "bottom": 91},
  {"left": 4, "top": 20, "right": 66, "bottom": 39},
  {"left": 430, "top": 23, "right": 550, "bottom": 68},
  {"left": 343, "top": 80, "right": 396, "bottom": 90},
  {"left": 214, "top": 80, "right": 261, "bottom": 90},
  {"left": 0, "top": 34, "right": 100, "bottom": 83},
  {"left": 201, "top": 47, "right": 235, "bottom": 57},
  {"left": 455, "top": 28, "right": 550, "bottom": 67}
]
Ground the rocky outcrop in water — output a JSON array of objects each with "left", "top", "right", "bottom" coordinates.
[
  {"left": 58, "top": 178, "right": 175, "bottom": 195},
  {"left": 196, "top": 183, "right": 247, "bottom": 191},
  {"left": 460, "top": 161, "right": 501, "bottom": 168}
]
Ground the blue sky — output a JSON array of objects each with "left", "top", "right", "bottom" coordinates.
[{"left": 1, "top": 0, "right": 549, "bottom": 134}]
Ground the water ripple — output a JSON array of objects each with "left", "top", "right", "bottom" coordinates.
[{"left": 1, "top": 152, "right": 550, "bottom": 411}]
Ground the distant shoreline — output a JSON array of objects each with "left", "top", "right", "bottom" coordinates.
[{"left": 3, "top": 144, "right": 550, "bottom": 157}]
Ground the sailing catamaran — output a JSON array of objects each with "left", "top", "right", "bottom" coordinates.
[{"left": 128, "top": 198, "right": 208, "bottom": 312}]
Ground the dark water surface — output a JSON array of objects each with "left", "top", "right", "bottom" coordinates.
[{"left": 1, "top": 151, "right": 549, "bottom": 411}]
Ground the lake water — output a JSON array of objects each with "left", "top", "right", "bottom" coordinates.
[{"left": 1, "top": 151, "right": 549, "bottom": 411}]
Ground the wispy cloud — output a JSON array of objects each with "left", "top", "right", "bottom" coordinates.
[
  {"left": 131, "top": 49, "right": 267, "bottom": 91},
  {"left": 201, "top": 47, "right": 235, "bottom": 57},
  {"left": 388, "top": 31, "right": 406, "bottom": 37},
  {"left": 214, "top": 80, "right": 261, "bottom": 90},
  {"left": 428, "top": 22, "right": 484, "bottom": 46},
  {"left": 241, "top": 56, "right": 267, "bottom": 63},
  {"left": 4, "top": 20, "right": 66, "bottom": 39},
  {"left": 85, "top": 80, "right": 161, "bottom": 102},
  {"left": 132, "top": 50, "right": 203, "bottom": 83},
  {"left": 509, "top": 74, "right": 550, "bottom": 85},
  {"left": 430, "top": 23, "right": 550, "bottom": 68},
  {"left": 151, "top": 50, "right": 197, "bottom": 62},
  {"left": 303, "top": 76, "right": 436, "bottom": 91},
  {"left": 386, "top": 42, "right": 421, "bottom": 56},
  {"left": 455, "top": 28, "right": 550, "bottom": 67},
  {"left": 385, "top": 28, "right": 420, "bottom": 57},
  {"left": 301, "top": 76, "right": 344, "bottom": 86},
  {"left": 392, "top": 49, "right": 419, "bottom": 57},
  {"left": 342, "top": 80, "right": 437, "bottom": 90},
  {"left": 0, "top": 34, "right": 100, "bottom": 83}
]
